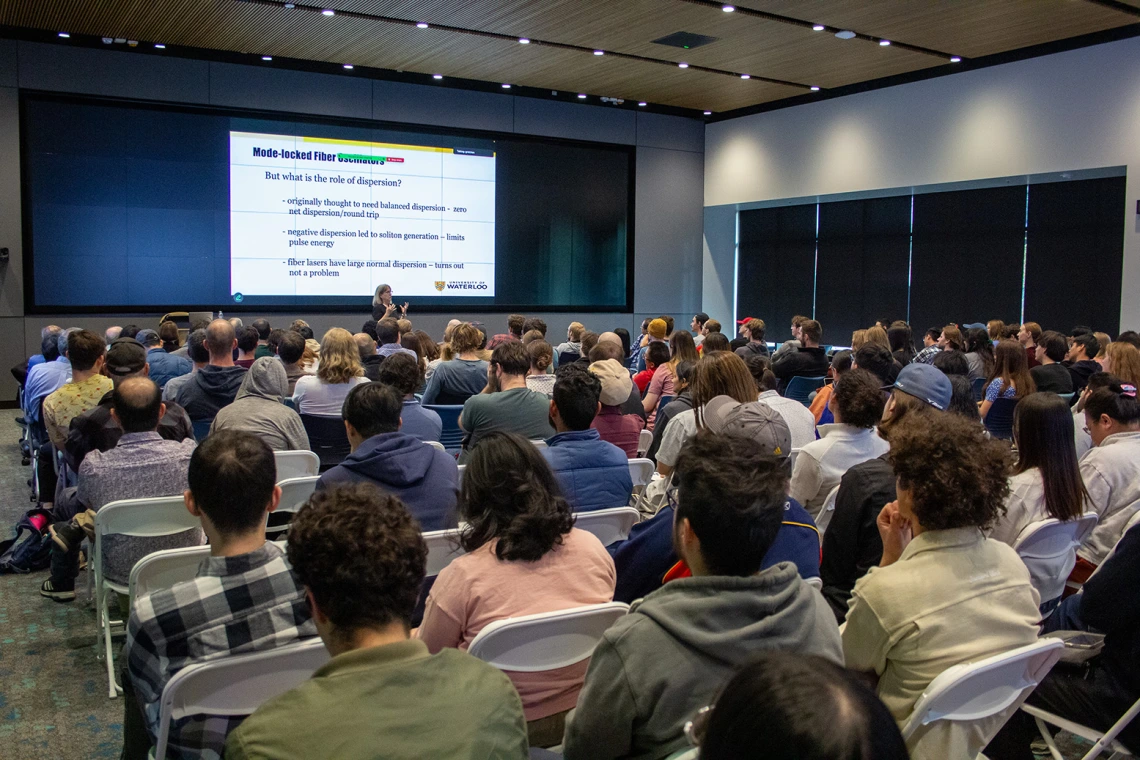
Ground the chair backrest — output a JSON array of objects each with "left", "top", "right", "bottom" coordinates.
[
  {"left": 637, "top": 428, "right": 653, "bottom": 456},
  {"left": 273, "top": 450, "right": 319, "bottom": 481},
  {"left": 1056, "top": 392, "right": 1075, "bottom": 405},
  {"left": 423, "top": 405, "right": 464, "bottom": 450},
  {"left": 900, "top": 638, "right": 1064, "bottom": 752},
  {"left": 422, "top": 528, "right": 466, "bottom": 577},
  {"left": 468, "top": 602, "right": 629, "bottom": 672},
  {"left": 192, "top": 419, "right": 212, "bottom": 442},
  {"left": 628, "top": 458, "right": 654, "bottom": 489},
  {"left": 426, "top": 440, "right": 446, "bottom": 452},
  {"left": 972, "top": 377, "right": 987, "bottom": 402},
  {"left": 282, "top": 396, "right": 296, "bottom": 411},
  {"left": 573, "top": 507, "right": 640, "bottom": 547},
  {"left": 128, "top": 544, "right": 212, "bottom": 610},
  {"left": 657, "top": 395, "right": 674, "bottom": 409},
  {"left": 457, "top": 464, "right": 466, "bottom": 486},
  {"left": 276, "top": 476, "right": 320, "bottom": 515},
  {"left": 785, "top": 376, "right": 826, "bottom": 405},
  {"left": 530, "top": 439, "right": 548, "bottom": 449},
  {"left": 299, "top": 414, "right": 351, "bottom": 468},
  {"left": 95, "top": 496, "right": 203, "bottom": 588},
  {"left": 984, "top": 397, "right": 1019, "bottom": 440},
  {"left": 814, "top": 483, "right": 842, "bottom": 540},
  {"left": 1014, "top": 513, "right": 1099, "bottom": 603},
  {"left": 787, "top": 448, "right": 801, "bottom": 471},
  {"left": 558, "top": 350, "right": 581, "bottom": 366},
  {"left": 153, "top": 639, "right": 329, "bottom": 760}
]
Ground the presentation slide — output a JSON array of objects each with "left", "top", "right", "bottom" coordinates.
[{"left": 229, "top": 131, "right": 496, "bottom": 300}]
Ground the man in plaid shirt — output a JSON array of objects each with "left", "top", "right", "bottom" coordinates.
[
  {"left": 122, "top": 430, "right": 316, "bottom": 760},
  {"left": 912, "top": 328, "right": 944, "bottom": 365}
]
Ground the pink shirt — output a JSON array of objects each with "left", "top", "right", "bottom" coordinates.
[
  {"left": 591, "top": 405, "right": 646, "bottom": 458},
  {"left": 417, "top": 528, "right": 616, "bottom": 720},
  {"left": 645, "top": 365, "right": 676, "bottom": 431}
]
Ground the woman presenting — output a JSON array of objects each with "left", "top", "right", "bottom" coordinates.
[{"left": 371, "top": 283, "right": 409, "bottom": 321}]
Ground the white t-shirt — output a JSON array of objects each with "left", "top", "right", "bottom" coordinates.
[
  {"left": 990, "top": 468, "right": 1047, "bottom": 546},
  {"left": 655, "top": 408, "right": 699, "bottom": 467},
  {"left": 758, "top": 390, "right": 817, "bottom": 450},
  {"left": 292, "top": 375, "right": 370, "bottom": 417}
]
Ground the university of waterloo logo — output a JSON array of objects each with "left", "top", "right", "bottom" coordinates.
[{"left": 434, "top": 281, "right": 446, "bottom": 292}]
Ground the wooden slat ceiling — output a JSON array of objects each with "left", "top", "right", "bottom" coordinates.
[{"left": 0, "top": 0, "right": 1137, "bottom": 114}]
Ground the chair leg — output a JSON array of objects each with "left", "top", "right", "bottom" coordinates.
[
  {"left": 1034, "top": 717, "right": 1066, "bottom": 760},
  {"left": 1080, "top": 695, "right": 1140, "bottom": 760},
  {"left": 96, "top": 581, "right": 120, "bottom": 698}
]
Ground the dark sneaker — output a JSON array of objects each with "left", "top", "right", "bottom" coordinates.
[
  {"left": 40, "top": 578, "right": 75, "bottom": 602},
  {"left": 49, "top": 521, "right": 86, "bottom": 553}
]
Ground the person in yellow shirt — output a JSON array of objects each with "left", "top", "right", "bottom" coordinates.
[{"left": 43, "top": 330, "right": 114, "bottom": 451}]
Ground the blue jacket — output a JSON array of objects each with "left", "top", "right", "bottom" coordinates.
[
  {"left": 316, "top": 432, "right": 459, "bottom": 531},
  {"left": 543, "top": 429, "right": 633, "bottom": 513},
  {"left": 609, "top": 499, "right": 821, "bottom": 604},
  {"left": 146, "top": 348, "right": 193, "bottom": 390}
]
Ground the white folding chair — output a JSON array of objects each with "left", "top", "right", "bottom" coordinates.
[
  {"left": 628, "top": 458, "right": 654, "bottom": 490},
  {"left": 1024, "top": 695, "right": 1140, "bottom": 760},
  {"left": 573, "top": 507, "right": 640, "bottom": 547},
  {"left": 426, "top": 440, "right": 446, "bottom": 452},
  {"left": 637, "top": 429, "right": 653, "bottom": 457},
  {"left": 272, "top": 450, "right": 319, "bottom": 481},
  {"left": 151, "top": 639, "right": 329, "bottom": 760},
  {"left": 468, "top": 602, "right": 629, "bottom": 672},
  {"left": 813, "top": 483, "right": 842, "bottom": 541},
  {"left": 457, "top": 463, "right": 466, "bottom": 486},
  {"left": 128, "top": 545, "right": 212, "bottom": 611},
  {"left": 900, "top": 638, "right": 1064, "bottom": 756},
  {"left": 530, "top": 439, "right": 548, "bottom": 449},
  {"left": 276, "top": 476, "right": 319, "bottom": 515},
  {"left": 788, "top": 448, "right": 801, "bottom": 471},
  {"left": 94, "top": 496, "right": 204, "bottom": 698},
  {"left": 422, "top": 528, "right": 466, "bottom": 577},
  {"left": 1013, "top": 513, "right": 1099, "bottom": 606}
]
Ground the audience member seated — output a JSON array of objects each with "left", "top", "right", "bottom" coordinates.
[
  {"left": 421, "top": 322, "right": 488, "bottom": 405},
  {"left": 162, "top": 329, "right": 208, "bottom": 403},
  {"left": 700, "top": 331, "right": 730, "bottom": 354},
  {"left": 1067, "top": 332, "right": 1103, "bottom": 396},
  {"left": 809, "top": 350, "right": 851, "bottom": 424},
  {"left": 65, "top": 339, "right": 193, "bottom": 472},
  {"left": 43, "top": 329, "right": 113, "bottom": 452},
  {"left": 932, "top": 347, "right": 969, "bottom": 377},
  {"left": 250, "top": 318, "right": 273, "bottom": 358},
  {"left": 553, "top": 321, "right": 585, "bottom": 367},
  {"left": 376, "top": 353, "right": 441, "bottom": 443},
  {"left": 980, "top": 339, "right": 1036, "bottom": 420},
  {"left": 632, "top": 341, "right": 668, "bottom": 396},
  {"left": 820, "top": 363, "right": 950, "bottom": 622},
  {"left": 841, "top": 414, "right": 1040, "bottom": 760},
  {"left": 158, "top": 321, "right": 179, "bottom": 354},
  {"left": 644, "top": 331, "right": 698, "bottom": 430},
  {"left": 122, "top": 431, "right": 315, "bottom": 760},
  {"left": 24, "top": 327, "right": 75, "bottom": 428},
  {"left": 888, "top": 322, "right": 915, "bottom": 367},
  {"left": 912, "top": 327, "right": 942, "bottom": 365},
  {"left": 292, "top": 328, "right": 369, "bottom": 417},
  {"left": 26, "top": 324, "right": 62, "bottom": 372},
  {"left": 172, "top": 320, "right": 248, "bottom": 425},
  {"left": 588, "top": 358, "right": 646, "bottom": 458},
  {"left": 610, "top": 398, "right": 819, "bottom": 604},
  {"left": 1018, "top": 321, "right": 1041, "bottom": 368},
  {"left": 457, "top": 341, "right": 553, "bottom": 464},
  {"left": 853, "top": 342, "right": 900, "bottom": 386},
  {"left": 234, "top": 326, "right": 260, "bottom": 369},
  {"left": 524, "top": 339, "right": 555, "bottom": 397},
  {"left": 317, "top": 383, "right": 458, "bottom": 531},
  {"left": 227, "top": 483, "right": 527, "bottom": 759},
  {"left": 748, "top": 354, "right": 816, "bottom": 448},
  {"left": 375, "top": 317, "right": 415, "bottom": 360},
  {"left": 542, "top": 364, "right": 633, "bottom": 512},
  {"left": 733, "top": 317, "right": 769, "bottom": 358},
  {"left": 523, "top": 317, "right": 547, "bottom": 339},
  {"left": 689, "top": 312, "right": 708, "bottom": 347},
  {"left": 418, "top": 433, "right": 614, "bottom": 747},
  {"left": 963, "top": 327, "right": 996, "bottom": 382},
  {"left": 277, "top": 330, "right": 307, "bottom": 396},
  {"left": 655, "top": 352, "right": 758, "bottom": 478},
  {"left": 772, "top": 319, "right": 828, "bottom": 393},
  {"left": 576, "top": 331, "right": 599, "bottom": 365},
  {"left": 136, "top": 329, "right": 193, "bottom": 389},
  {"left": 210, "top": 357, "right": 309, "bottom": 451},
  {"left": 40, "top": 378, "right": 201, "bottom": 601},
  {"left": 692, "top": 653, "right": 909, "bottom": 760},
  {"left": 632, "top": 318, "right": 668, "bottom": 372},
  {"left": 353, "top": 333, "right": 383, "bottom": 380},
  {"left": 645, "top": 360, "right": 693, "bottom": 460},
  {"left": 1101, "top": 340, "right": 1140, "bottom": 387},
  {"left": 790, "top": 369, "right": 889, "bottom": 518},
  {"left": 1029, "top": 330, "right": 1074, "bottom": 394},
  {"left": 937, "top": 324, "right": 964, "bottom": 352},
  {"left": 563, "top": 430, "right": 841, "bottom": 760}
]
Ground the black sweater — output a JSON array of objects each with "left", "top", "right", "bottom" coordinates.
[{"left": 1081, "top": 523, "right": 1140, "bottom": 693}]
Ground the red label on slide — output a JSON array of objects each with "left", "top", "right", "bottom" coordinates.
[{"left": 385, "top": 157, "right": 405, "bottom": 163}]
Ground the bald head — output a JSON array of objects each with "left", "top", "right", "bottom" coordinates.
[
  {"left": 353, "top": 332, "right": 377, "bottom": 362},
  {"left": 205, "top": 319, "right": 237, "bottom": 362},
  {"left": 111, "top": 377, "right": 163, "bottom": 433}
]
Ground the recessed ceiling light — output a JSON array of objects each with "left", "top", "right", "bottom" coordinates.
[
  {"left": 812, "top": 24, "right": 825, "bottom": 31},
  {"left": 343, "top": 64, "right": 353, "bottom": 69},
  {"left": 638, "top": 102, "right": 647, "bottom": 107},
  {"left": 950, "top": 56, "right": 961, "bottom": 63},
  {"left": 835, "top": 30, "right": 855, "bottom": 39},
  {"left": 518, "top": 37, "right": 530, "bottom": 44},
  {"left": 577, "top": 93, "right": 586, "bottom": 99},
  {"left": 416, "top": 22, "right": 429, "bottom": 28},
  {"left": 593, "top": 50, "right": 604, "bottom": 55},
  {"left": 127, "top": 40, "right": 138, "bottom": 47},
  {"left": 740, "top": 74, "right": 750, "bottom": 79},
  {"left": 102, "top": 37, "right": 113, "bottom": 44},
  {"left": 262, "top": 56, "right": 273, "bottom": 61},
  {"left": 284, "top": 2, "right": 294, "bottom": 7},
  {"left": 678, "top": 62, "right": 689, "bottom": 68},
  {"left": 810, "top": 85, "right": 820, "bottom": 91},
  {"left": 502, "top": 83, "right": 511, "bottom": 88},
  {"left": 321, "top": 9, "right": 335, "bottom": 16},
  {"left": 879, "top": 39, "right": 891, "bottom": 46},
  {"left": 722, "top": 5, "right": 735, "bottom": 11},
  {"left": 704, "top": 110, "right": 712, "bottom": 115},
  {"left": 155, "top": 43, "right": 166, "bottom": 49},
  {"left": 58, "top": 32, "right": 70, "bottom": 38},
  {"left": 432, "top": 73, "right": 443, "bottom": 79}
]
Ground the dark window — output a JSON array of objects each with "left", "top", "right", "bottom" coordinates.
[{"left": 737, "top": 205, "right": 816, "bottom": 343}]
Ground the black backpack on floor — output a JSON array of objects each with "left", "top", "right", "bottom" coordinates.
[{"left": 0, "top": 508, "right": 54, "bottom": 574}]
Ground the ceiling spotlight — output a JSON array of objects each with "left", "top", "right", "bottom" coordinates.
[
  {"left": 432, "top": 73, "right": 443, "bottom": 79},
  {"left": 812, "top": 24, "right": 825, "bottom": 31},
  {"left": 519, "top": 37, "right": 530, "bottom": 44},
  {"left": 343, "top": 64, "right": 353, "bottom": 69},
  {"left": 638, "top": 101, "right": 647, "bottom": 106},
  {"left": 58, "top": 32, "right": 70, "bottom": 38},
  {"left": 102, "top": 37, "right": 112, "bottom": 44},
  {"left": 678, "top": 62, "right": 689, "bottom": 68},
  {"left": 321, "top": 9, "right": 335, "bottom": 16},
  {"left": 704, "top": 110, "right": 712, "bottom": 115},
  {"left": 502, "top": 83, "right": 511, "bottom": 88},
  {"left": 114, "top": 38, "right": 126, "bottom": 43},
  {"left": 593, "top": 50, "right": 604, "bottom": 55},
  {"left": 284, "top": 2, "right": 295, "bottom": 7},
  {"left": 722, "top": 4, "right": 735, "bottom": 11},
  {"left": 835, "top": 30, "right": 855, "bottom": 39},
  {"left": 127, "top": 40, "right": 138, "bottom": 47},
  {"left": 416, "top": 22, "right": 429, "bottom": 28},
  {"left": 810, "top": 85, "right": 820, "bottom": 91},
  {"left": 155, "top": 43, "right": 166, "bottom": 49},
  {"left": 879, "top": 39, "right": 891, "bottom": 46},
  {"left": 950, "top": 56, "right": 961, "bottom": 63},
  {"left": 740, "top": 74, "right": 750, "bottom": 79},
  {"left": 262, "top": 55, "right": 273, "bottom": 61},
  {"left": 577, "top": 93, "right": 586, "bottom": 99}
]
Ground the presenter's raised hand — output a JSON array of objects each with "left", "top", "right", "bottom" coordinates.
[
  {"left": 383, "top": 303, "right": 397, "bottom": 318},
  {"left": 400, "top": 302, "right": 409, "bottom": 316}
]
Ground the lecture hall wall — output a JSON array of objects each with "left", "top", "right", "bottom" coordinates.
[
  {"left": 702, "top": 34, "right": 1140, "bottom": 336},
  {"left": 0, "top": 39, "right": 705, "bottom": 401}
]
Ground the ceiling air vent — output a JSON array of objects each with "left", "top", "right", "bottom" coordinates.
[{"left": 651, "top": 31, "right": 719, "bottom": 50}]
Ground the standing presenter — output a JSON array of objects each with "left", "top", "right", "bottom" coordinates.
[{"left": 372, "top": 283, "right": 409, "bottom": 321}]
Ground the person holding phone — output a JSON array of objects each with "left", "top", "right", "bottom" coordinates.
[{"left": 372, "top": 283, "right": 409, "bottom": 321}]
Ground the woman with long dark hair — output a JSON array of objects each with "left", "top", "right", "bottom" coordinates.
[
  {"left": 964, "top": 327, "right": 995, "bottom": 382},
  {"left": 417, "top": 432, "right": 615, "bottom": 747},
  {"left": 980, "top": 340, "right": 1036, "bottom": 420}
]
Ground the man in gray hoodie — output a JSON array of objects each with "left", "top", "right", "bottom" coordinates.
[{"left": 562, "top": 430, "right": 843, "bottom": 760}]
